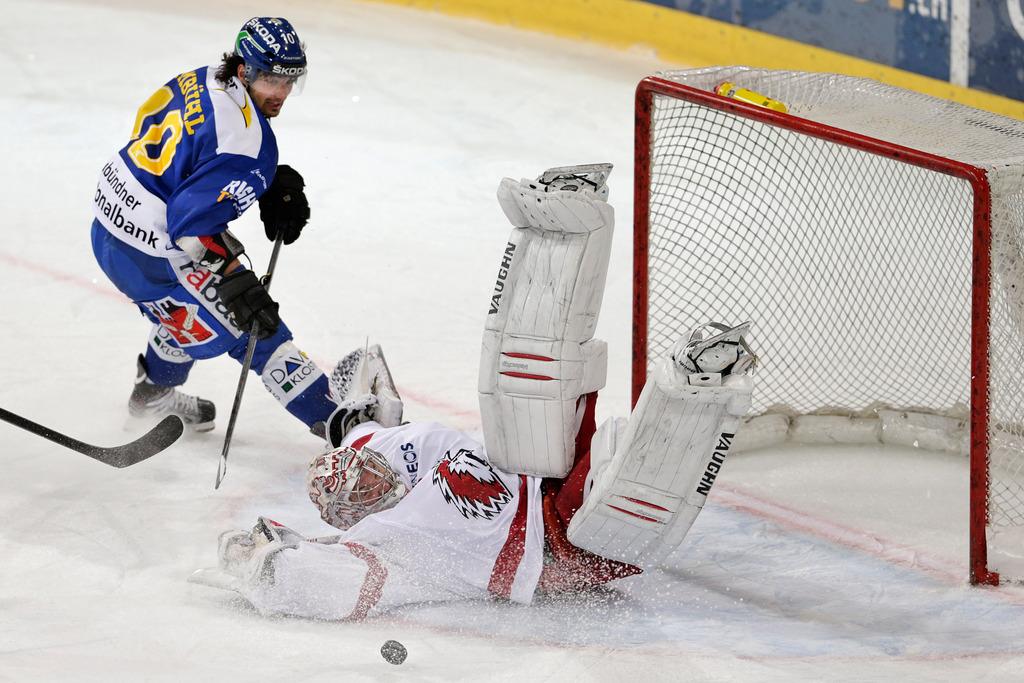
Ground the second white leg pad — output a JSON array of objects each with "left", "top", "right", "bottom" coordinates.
[{"left": 566, "top": 362, "right": 751, "bottom": 569}]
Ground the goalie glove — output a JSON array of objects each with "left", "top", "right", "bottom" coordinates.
[
  {"left": 319, "top": 344, "right": 404, "bottom": 446},
  {"left": 260, "top": 165, "right": 310, "bottom": 245}
]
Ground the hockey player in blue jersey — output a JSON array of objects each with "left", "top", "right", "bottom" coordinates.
[{"left": 91, "top": 17, "right": 342, "bottom": 439}]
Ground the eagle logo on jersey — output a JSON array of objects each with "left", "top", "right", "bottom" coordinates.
[{"left": 432, "top": 449, "right": 513, "bottom": 520}]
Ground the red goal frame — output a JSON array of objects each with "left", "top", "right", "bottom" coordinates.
[{"left": 631, "top": 76, "right": 997, "bottom": 585}]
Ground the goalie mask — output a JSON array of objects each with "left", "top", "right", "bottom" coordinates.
[{"left": 307, "top": 445, "right": 408, "bottom": 530}]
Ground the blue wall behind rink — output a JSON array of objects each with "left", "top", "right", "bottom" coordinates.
[{"left": 644, "top": 1, "right": 1024, "bottom": 103}]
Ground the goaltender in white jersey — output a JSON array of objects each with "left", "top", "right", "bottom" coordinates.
[{"left": 191, "top": 164, "right": 757, "bottom": 620}]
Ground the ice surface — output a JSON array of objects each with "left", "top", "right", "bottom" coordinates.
[{"left": 2, "top": 0, "right": 1024, "bottom": 680}]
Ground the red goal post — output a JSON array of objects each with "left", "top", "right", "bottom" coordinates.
[{"left": 632, "top": 68, "right": 1024, "bottom": 586}]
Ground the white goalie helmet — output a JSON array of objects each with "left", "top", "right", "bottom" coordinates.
[{"left": 307, "top": 445, "right": 408, "bottom": 530}]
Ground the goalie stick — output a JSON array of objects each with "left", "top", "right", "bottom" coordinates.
[{"left": 0, "top": 407, "right": 184, "bottom": 468}]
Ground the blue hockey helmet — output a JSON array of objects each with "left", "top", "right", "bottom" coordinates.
[{"left": 234, "top": 17, "right": 307, "bottom": 93}]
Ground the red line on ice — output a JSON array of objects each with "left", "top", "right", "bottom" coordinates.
[
  {"left": 0, "top": 251, "right": 128, "bottom": 301},
  {"left": 712, "top": 482, "right": 966, "bottom": 584},
  {"left": 2, "top": 250, "right": 483, "bottom": 425}
]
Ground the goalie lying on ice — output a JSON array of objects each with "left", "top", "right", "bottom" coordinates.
[{"left": 190, "top": 164, "right": 757, "bottom": 620}]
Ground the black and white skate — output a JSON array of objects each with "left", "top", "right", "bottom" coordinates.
[{"left": 129, "top": 355, "right": 216, "bottom": 431}]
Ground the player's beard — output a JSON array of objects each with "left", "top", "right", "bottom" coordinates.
[
  {"left": 260, "top": 98, "right": 284, "bottom": 118},
  {"left": 249, "top": 89, "right": 286, "bottom": 118}
]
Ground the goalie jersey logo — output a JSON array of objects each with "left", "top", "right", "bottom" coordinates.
[{"left": 432, "top": 449, "right": 513, "bottom": 520}]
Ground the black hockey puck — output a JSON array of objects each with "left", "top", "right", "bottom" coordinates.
[{"left": 380, "top": 639, "right": 407, "bottom": 665}]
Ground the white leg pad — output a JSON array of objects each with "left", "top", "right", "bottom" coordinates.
[
  {"left": 585, "top": 416, "right": 628, "bottom": 498},
  {"left": 479, "top": 165, "right": 614, "bottom": 478},
  {"left": 566, "top": 358, "right": 753, "bottom": 569}
]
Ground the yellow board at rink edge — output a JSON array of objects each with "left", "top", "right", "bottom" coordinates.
[{"left": 366, "top": 0, "right": 1024, "bottom": 120}]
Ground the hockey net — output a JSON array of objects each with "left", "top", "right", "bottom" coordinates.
[{"left": 633, "top": 67, "right": 1024, "bottom": 585}]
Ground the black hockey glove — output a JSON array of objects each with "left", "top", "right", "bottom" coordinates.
[
  {"left": 217, "top": 270, "right": 280, "bottom": 339},
  {"left": 259, "top": 165, "right": 310, "bottom": 245}
]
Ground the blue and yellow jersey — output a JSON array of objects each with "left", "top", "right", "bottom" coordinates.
[{"left": 93, "top": 66, "right": 278, "bottom": 259}]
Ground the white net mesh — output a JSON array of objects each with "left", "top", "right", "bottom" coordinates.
[{"left": 640, "top": 67, "right": 1024, "bottom": 579}]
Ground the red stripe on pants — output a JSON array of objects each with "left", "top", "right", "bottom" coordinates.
[
  {"left": 487, "top": 475, "right": 529, "bottom": 598},
  {"left": 539, "top": 392, "right": 642, "bottom": 592},
  {"left": 342, "top": 542, "right": 387, "bottom": 620}
]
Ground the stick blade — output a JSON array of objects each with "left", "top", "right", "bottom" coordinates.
[
  {"left": 215, "top": 455, "right": 227, "bottom": 489},
  {"left": 81, "top": 415, "right": 185, "bottom": 468}
]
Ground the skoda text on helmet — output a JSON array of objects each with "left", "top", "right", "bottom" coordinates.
[{"left": 234, "top": 17, "right": 308, "bottom": 96}]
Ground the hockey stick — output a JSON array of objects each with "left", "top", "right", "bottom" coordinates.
[
  {"left": 0, "top": 407, "right": 184, "bottom": 468},
  {"left": 215, "top": 236, "right": 285, "bottom": 489}
]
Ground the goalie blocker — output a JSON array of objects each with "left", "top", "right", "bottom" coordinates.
[
  {"left": 478, "top": 163, "right": 614, "bottom": 478},
  {"left": 567, "top": 322, "right": 756, "bottom": 569}
]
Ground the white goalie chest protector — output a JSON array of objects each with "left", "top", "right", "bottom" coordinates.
[{"left": 478, "top": 167, "right": 614, "bottom": 478}]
